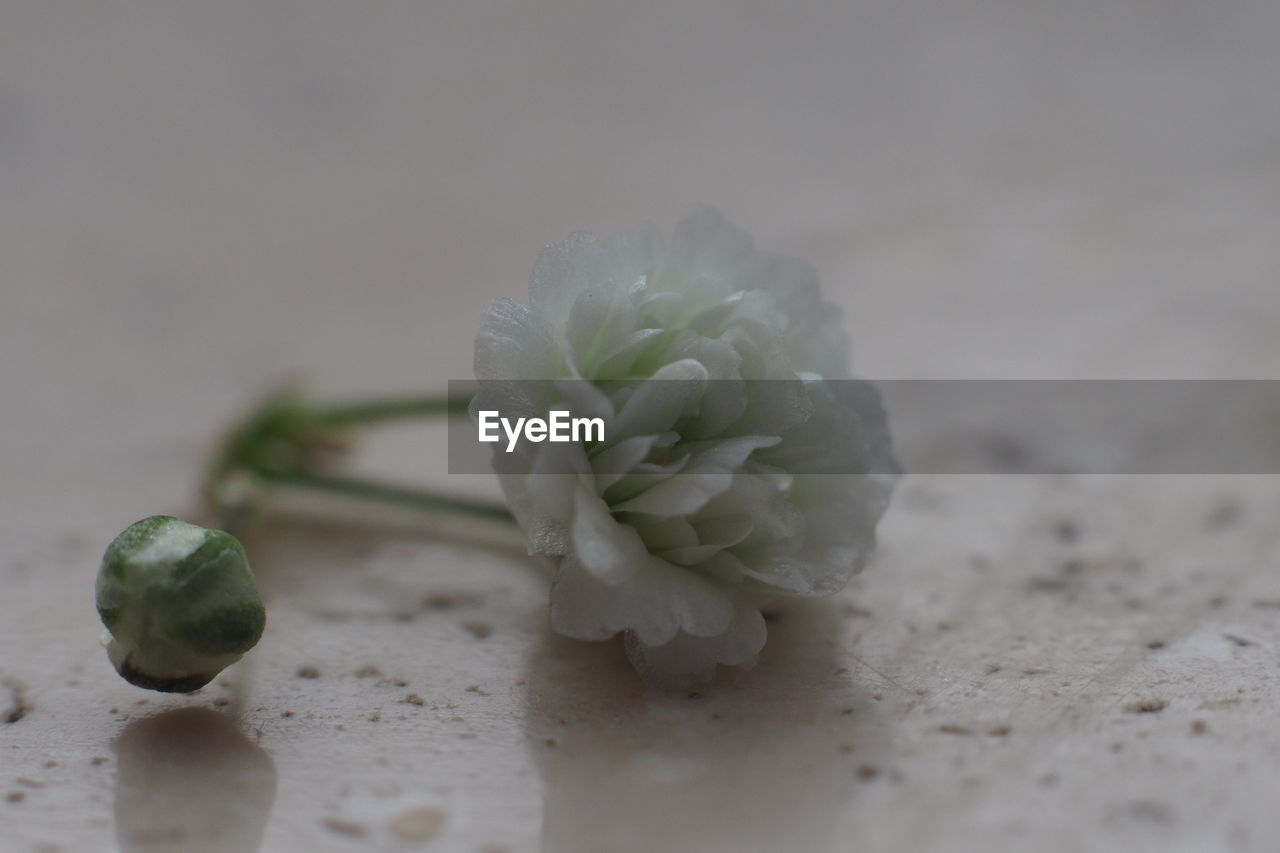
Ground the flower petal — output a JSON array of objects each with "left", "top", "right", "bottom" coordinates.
[
  {"left": 625, "top": 515, "right": 699, "bottom": 551},
  {"left": 530, "top": 231, "right": 607, "bottom": 324},
  {"left": 607, "top": 358, "right": 708, "bottom": 440},
  {"left": 550, "top": 556, "right": 735, "bottom": 646},
  {"left": 610, "top": 436, "right": 780, "bottom": 516},
  {"left": 602, "top": 221, "right": 664, "bottom": 286},
  {"left": 622, "top": 599, "right": 766, "bottom": 689},
  {"left": 553, "top": 378, "right": 616, "bottom": 422},
  {"left": 474, "top": 299, "right": 560, "bottom": 382},
  {"left": 589, "top": 434, "right": 660, "bottom": 491},
  {"left": 565, "top": 281, "right": 640, "bottom": 375},
  {"left": 495, "top": 442, "right": 592, "bottom": 556},
  {"left": 670, "top": 204, "right": 756, "bottom": 283},
  {"left": 571, "top": 485, "right": 648, "bottom": 585},
  {"left": 591, "top": 327, "right": 665, "bottom": 378},
  {"left": 742, "top": 253, "right": 850, "bottom": 379}
]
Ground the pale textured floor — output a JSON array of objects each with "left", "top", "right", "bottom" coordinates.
[{"left": 2, "top": 2, "right": 1279, "bottom": 851}]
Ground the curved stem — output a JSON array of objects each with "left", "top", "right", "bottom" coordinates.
[
  {"left": 254, "top": 469, "right": 513, "bottom": 523},
  {"left": 205, "top": 386, "right": 513, "bottom": 526},
  {"left": 306, "top": 393, "right": 469, "bottom": 428}
]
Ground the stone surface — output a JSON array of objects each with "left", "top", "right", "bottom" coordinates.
[{"left": 2, "top": 2, "right": 1279, "bottom": 851}]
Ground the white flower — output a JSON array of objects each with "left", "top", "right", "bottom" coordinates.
[{"left": 473, "top": 205, "right": 897, "bottom": 687}]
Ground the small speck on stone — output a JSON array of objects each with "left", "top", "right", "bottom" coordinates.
[
  {"left": 1204, "top": 499, "right": 1243, "bottom": 531},
  {"left": 1029, "top": 577, "right": 1069, "bottom": 592},
  {"left": 857, "top": 765, "right": 880, "bottom": 780},
  {"left": 296, "top": 666, "right": 321, "bottom": 679},
  {"left": 1191, "top": 720, "right": 1208, "bottom": 735},
  {"left": 1053, "top": 520, "right": 1080, "bottom": 543},
  {"left": 389, "top": 807, "right": 446, "bottom": 843},
  {"left": 1126, "top": 800, "right": 1174, "bottom": 825},
  {"left": 354, "top": 665, "right": 383, "bottom": 678},
  {"left": 423, "top": 592, "right": 462, "bottom": 610},
  {"left": 404, "top": 694, "right": 425, "bottom": 706},
  {"left": 6, "top": 791, "right": 24, "bottom": 803},
  {"left": 462, "top": 620, "right": 493, "bottom": 639},
  {"left": 321, "top": 818, "right": 367, "bottom": 838},
  {"left": 1125, "top": 699, "right": 1167, "bottom": 714}
]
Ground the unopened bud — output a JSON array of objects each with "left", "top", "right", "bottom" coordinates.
[{"left": 96, "top": 516, "right": 265, "bottom": 693}]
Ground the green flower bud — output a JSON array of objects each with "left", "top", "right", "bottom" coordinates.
[{"left": 96, "top": 516, "right": 266, "bottom": 693}]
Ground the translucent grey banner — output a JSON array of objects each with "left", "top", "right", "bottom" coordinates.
[{"left": 447, "top": 380, "right": 1280, "bottom": 475}]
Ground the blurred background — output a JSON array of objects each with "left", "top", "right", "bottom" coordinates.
[{"left": 2, "top": 1, "right": 1278, "bottom": 851}]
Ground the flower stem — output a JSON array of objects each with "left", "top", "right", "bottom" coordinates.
[
  {"left": 204, "top": 386, "right": 512, "bottom": 525},
  {"left": 253, "top": 469, "right": 513, "bottom": 522},
  {"left": 304, "top": 393, "right": 470, "bottom": 428}
]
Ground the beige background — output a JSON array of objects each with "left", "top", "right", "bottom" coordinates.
[{"left": 2, "top": 1, "right": 1279, "bottom": 851}]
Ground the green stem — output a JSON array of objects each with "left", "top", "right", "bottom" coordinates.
[
  {"left": 255, "top": 469, "right": 513, "bottom": 523},
  {"left": 205, "top": 387, "right": 513, "bottom": 526},
  {"left": 306, "top": 393, "right": 469, "bottom": 429}
]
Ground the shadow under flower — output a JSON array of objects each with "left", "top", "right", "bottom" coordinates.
[
  {"left": 113, "top": 707, "right": 277, "bottom": 853},
  {"left": 523, "top": 599, "right": 892, "bottom": 853}
]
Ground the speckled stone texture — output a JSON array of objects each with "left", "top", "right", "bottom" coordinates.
[{"left": 2, "top": 2, "right": 1279, "bottom": 851}]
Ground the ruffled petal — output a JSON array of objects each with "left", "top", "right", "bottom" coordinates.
[
  {"left": 622, "top": 599, "right": 766, "bottom": 689},
  {"left": 589, "top": 434, "right": 661, "bottom": 491},
  {"left": 670, "top": 204, "right": 756, "bottom": 284},
  {"left": 530, "top": 231, "right": 607, "bottom": 324},
  {"left": 571, "top": 485, "right": 648, "bottom": 585},
  {"left": 474, "top": 299, "right": 561, "bottom": 382},
  {"left": 611, "top": 436, "right": 779, "bottom": 516},
  {"left": 602, "top": 221, "right": 664, "bottom": 287},
  {"left": 550, "top": 556, "right": 735, "bottom": 646},
  {"left": 565, "top": 281, "right": 640, "bottom": 375},
  {"left": 607, "top": 358, "right": 708, "bottom": 440}
]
